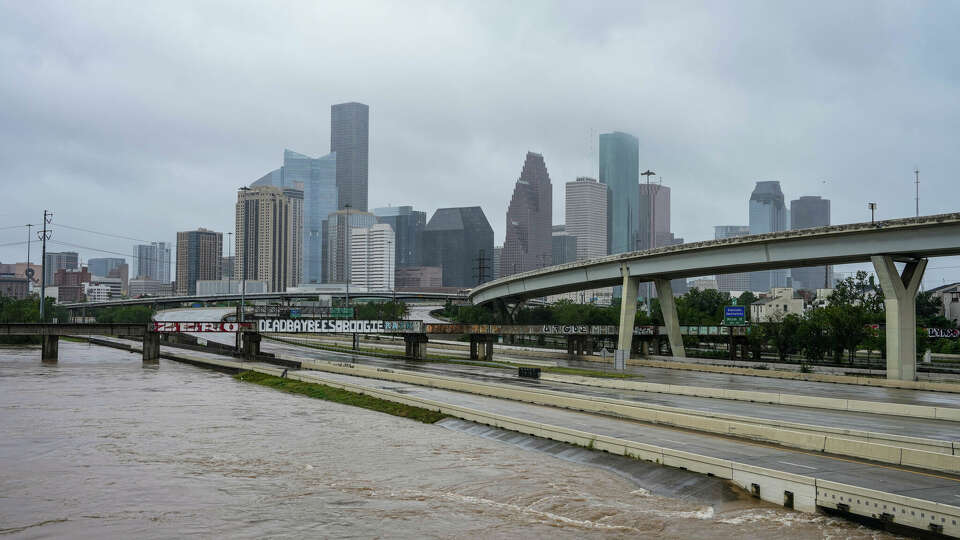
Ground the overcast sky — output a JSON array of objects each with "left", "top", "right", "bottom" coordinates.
[{"left": 2, "top": 1, "right": 958, "bottom": 287}]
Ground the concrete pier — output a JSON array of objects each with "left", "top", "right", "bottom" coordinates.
[
  {"left": 403, "top": 334, "right": 429, "bottom": 360},
  {"left": 41, "top": 335, "right": 58, "bottom": 362},
  {"left": 872, "top": 256, "right": 927, "bottom": 381},
  {"left": 142, "top": 332, "right": 160, "bottom": 364},
  {"left": 241, "top": 332, "right": 261, "bottom": 361}
]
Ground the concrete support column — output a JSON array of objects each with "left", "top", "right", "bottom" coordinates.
[
  {"left": 617, "top": 265, "right": 640, "bottom": 359},
  {"left": 142, "top": 332, "right": 160, "bottom": 364},
  {"left": 872, "top": 256, "right": 927, "bottom": 381},
  {"left": 469, "top": 336, "right": 479, "bottom": 359},
  {"left": 241, "top": 332, "right": 261, "bottom": 361},
  {"left": 478, "top": 336, "right": 494, "bottom": 361},
  {"left": 41, "top": 335, "right": 58, "bottom": 362},
  {"left": 654, "top": 278, "right": 686, "bottom": 358},
  {"left": 566, "top": 338, "right": 575, "bottom": 357},
  {"left": 352, "top": 333, "right": 359, "bottom": 350},
  {"left": 404, "top": 335, "right": 429, "bottom": 360}
]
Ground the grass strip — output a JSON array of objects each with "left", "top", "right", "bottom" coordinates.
[
  {"left": 265, "top": 335, "right": 638, "bottom": 379},
  {"left": 233, "top": 370, "right": 448, "bottom": 424}
]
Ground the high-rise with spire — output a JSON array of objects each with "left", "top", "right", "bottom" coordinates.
[{"left": 500, "top": 152, "right": 553, "bottom": 277}]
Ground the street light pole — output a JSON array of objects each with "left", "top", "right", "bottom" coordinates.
[
  {"left": 641, "top": 170, "right": 657, "bottom": 316},
  {"left": 868, "top": 202, "right": 877, "bottom": 224}
]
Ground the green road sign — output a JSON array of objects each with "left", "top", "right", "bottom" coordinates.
[{"left": 330, "top": 307, "right": 355, "bottom": 319}]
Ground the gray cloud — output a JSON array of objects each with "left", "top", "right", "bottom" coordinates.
[{"left": 1, "top": 0, "right": 958, "bottom": 286}]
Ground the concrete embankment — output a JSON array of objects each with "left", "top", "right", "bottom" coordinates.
[{"left": 278, "top": 355, "right": 960, "bottom": 473}]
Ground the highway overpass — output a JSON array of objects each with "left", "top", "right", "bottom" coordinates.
[{"left": 469, "top": 213, "right": 960, "bottom": 381}]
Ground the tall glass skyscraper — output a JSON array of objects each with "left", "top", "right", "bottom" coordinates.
[
  {"left": 790, "top": 195, "right": 832, "bottom": 290},
  {"left": 374, "top": 205, "right": 426, "bottom": 269},
  {"left": 134, "top": 242, "right": 170, "bottom": 283},
  {"left": 749, "top": 181, "right": 788, "bottom": 291},
  {"left": 599, "top": 132, "right": 639, "bottom": 255},
  {"left": 331, "top": 102, "right": 369, "bottom": 212},
  {"left": 500, "top": 152, "right": 552, "bottom": 277},
  {"left": 251, "top": 149, "right": 335, "bottom": 285}
]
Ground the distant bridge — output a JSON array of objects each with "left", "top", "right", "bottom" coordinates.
[
  {"left": 470, "top": 213, "right": 960, "bottom": 381},
  {"left": 59, "top": 289, "right": 469, "bottom": 310}
]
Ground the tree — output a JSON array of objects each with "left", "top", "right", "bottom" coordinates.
[
  {"left": 829, "top": 270, "right": 884, "bottom": 315},
  {"left": 797, "top": 308, "right": 831, "bottom": 361},
  {"left": 825, "top": 304, "right": 870, "bottom": 362},
  {"left": 738, "top": 291, "right": 758, "bottom": 321},
  {"left": 762, "top": 312, "right": 802, "bottom": 362}
]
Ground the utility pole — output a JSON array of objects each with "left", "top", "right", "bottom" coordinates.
[
  {"left": 38, "top": 210, "right": 53, "bottom": 321},
  {"left": 25, "top": 224, "right": 33, "bottom": 285}
]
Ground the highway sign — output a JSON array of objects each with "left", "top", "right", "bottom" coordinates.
[{"left": 723, "top": 305, "right": 746, "bottom": 326}]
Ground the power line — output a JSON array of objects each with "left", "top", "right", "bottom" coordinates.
[
  {"left": 54, "top": 223, "right": 157, "bottom": 243},
  {"left": 0, "top": 240, "right": 29, "bottom": 248},
  {"left": 0, "top": 224, "right": 39, "bottom": 231}
]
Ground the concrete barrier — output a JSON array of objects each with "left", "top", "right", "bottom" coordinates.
[
  {"left": 817, "top": 479, "right": 960, "bottom": 537},
  {"left": 287, "top": 355, "right": 960, "bottom": 471},
  {"left": 900, "top": 448, "right": 960, "bottom": 474},
  {"left": 540, "top": 373, "right": 960, "bottom": 425}
]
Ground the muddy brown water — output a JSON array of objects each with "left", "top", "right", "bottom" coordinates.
[{"left": 0, "top": 342, "right": 900, "bottom": 539}]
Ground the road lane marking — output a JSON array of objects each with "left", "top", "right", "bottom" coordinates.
[
  {"left": 659, "top": 439, "right": 687, "bottom": 446},
  {"left": 778, "top": 460, "right": 817, "bottom": 470}
]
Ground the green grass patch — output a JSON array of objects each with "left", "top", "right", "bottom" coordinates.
[
  {"left": 265, "top": 335, "right": 639, "bottom": 380},
  {"left": 233, "top": 370, "right": 448, "bottom": 424}
]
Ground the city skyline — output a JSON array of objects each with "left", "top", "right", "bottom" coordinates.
[{"left": 2, "top": 3, "right": 960, "bottom": 288}]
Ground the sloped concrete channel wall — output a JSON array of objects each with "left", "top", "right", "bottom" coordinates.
[{"left": 156, "top": 351, "right": 960, "bottom": 537}]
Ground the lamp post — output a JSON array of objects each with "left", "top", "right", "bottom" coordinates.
[
  {"left": 641, "top": 170, "right": 657, "bottom": 316},
  {"left": 868, "top": 202, "right": 877, "bottom": 224}
]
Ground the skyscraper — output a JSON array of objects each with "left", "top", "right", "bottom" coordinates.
[
  {"left": 251, "top": 149, "right": 336, "bottom": 285},
  {"left": 331, "top": 102, "right": 369, "bottom": 211},
  {"left": 422, "top": 207, "right": 494, "bottom": 288},
  {"left": 351, "top": 223, "right": 396, "bottom": 291},
  {"left": 565, "top": 177, "right": 607, "bottom": 261},
  {"left": 714, "top": 225, "right": 751, "bottom": 292},
  {"left": 638, "top": 183, "right": 672, "bottom": 250},
  {"left": 599, "top": 132, "right": 639, "bottom": 255},
  {"left": 790, "top": 195, "right": 832, "bottom": 290},
  {"left": 374, "top": 205, "right": 426, "bottom": 269},
  {"left": 551, "top": 225, "right": 578, "bottom": 265},
  {"left": 175, "top": 229, "right": 222, "bottom": 296},
  {"left": 134, "top": 242, "right": 171, "bottom": 283},
  {"left": 43, "top": 251, "right": 78, "bottom": 285},
  {"left": 325, "top": 208, "right": 376, "bottom": 283},
  {"left": 87, "top": 257, "right": 126, "bottom": 279},
  {"left": 235, "top": 186, "right": 304, "bottom": 292},
  {"left": 501, "top": 152, "right": 552, "bottom": 277},
  {"left": 749, "top": 181, "right": 788, "bottom": 291}
]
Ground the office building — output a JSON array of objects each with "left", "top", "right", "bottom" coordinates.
[
  {"left": 714, "top": 225, "right": 751, "bottom": 292},
  {"left": 350, "top": 223, "right": 395, "bottom": 291},
  {"left": 88, "top": 258, "right": 126, "bottom": 279},
  {"left": 53, "top": 266, "right": 91, "bottom": 303},
  {"left": 134, "top": 242, "right": 171, "bottom": 283},
  {"left": 222, "top": 256, "right": 235, "bottom": 279},
  {"left": 0, "top": 262, "right": 41, "bottom": 285},
  {"left": 501, "top": 152, "right": 552, "bottom": 277},
  {"left": 790, "top": 195, "right": 832, "bottom": 290},
  {"left": 43, "top": 251, "right": 78, "bottom": 285},
  {"left": 88, "top": 276, "right": 122, "bottom": 299},
  {"left": 175, "top": 229, "right": 222, "bottom": 296},
  {"left": 599, "top": 132, "right": 639, "bottom": 254},
  {"left": 196, "top": 279, "right": 268, "bottom": 296},
  {"left": 565, "top": 177, "right": 607, "bottom": 260},
  {"left": 128, "top": 279, "right": 173, "bottom": 298},
  {"left": 395, "top": 267, "right": 443, "bottom": 289},
  {"left": 331, "top": 102, "right": 369, "bottom": 211},
  {"left": 374, "top": 205, "right": 425, "bottom": 270},
  {"left": 325, "top": 208, "right": 376, "bottom": 283},
  {"left": 106, "top": 264, "right": 129, "bottom": 295},
  {"left": 638, "top": 183, "right": 672, "bottom": 250},
  {"left": 235, "top": 186, "right": 303, "bottom": 292},
  {"left": 749, "top": 181, "right": 788, "bottom": 291},
  {"left": 252, "top": 149, "right": 336, "bottom": 285},
  {"left": 422, "top": 207, "right": 494, "bottom": 288},
  {"left": 493, "top": 246, "right": 502, "bottom": 280},
  {"left": 0, "top": 275, "right": 29, "bottom": 299},
  {"left": 552, "top": 225, "right": 578, "bottom": 265}
]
